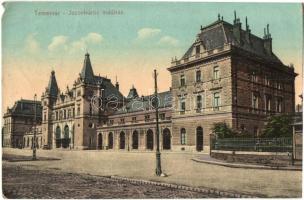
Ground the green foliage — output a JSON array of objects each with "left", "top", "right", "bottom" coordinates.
[
  {"left": 211, "top": 122, "right": 236, "bottom": 139},
  {"left": 261, "top": 114, "right": 293, "bottom": 138}
]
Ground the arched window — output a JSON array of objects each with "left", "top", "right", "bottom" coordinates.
[
  {"left": 163, "top": 128, "right": 171, "bottom": 150},
  {"left": 180, "top": 128, "right": 186, "bottom": 145},
  {"left": 64, "top": 125, "right": 69, "bottom": 138}
]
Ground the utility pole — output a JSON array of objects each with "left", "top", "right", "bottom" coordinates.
[
  {"left": 32, "top": 94, "right": 37, "bottom": 160},
  {"left": 154, "top": 69, "right": 162, "bottom": 176}
]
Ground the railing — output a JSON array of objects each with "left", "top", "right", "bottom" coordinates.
[{"left": 211, "top": 137, "right": 292, "bottom": 153}]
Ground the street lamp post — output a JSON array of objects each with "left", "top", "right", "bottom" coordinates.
[
  {"left": 32, "top": 94, "right": 37, "bottom": 160},
  {"left": 154, "top": 69, "right": 162, "bottom": 176}
]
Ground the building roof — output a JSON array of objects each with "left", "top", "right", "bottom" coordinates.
[
  {"left": 114, "top": 91, "right": 172, "bottom": 114},
  {"left": 5, "top": 99, "right": 42, "bottom": 117},
  {"left": 80, "top": 53, "right": 95, "bottom": 84},
  {"left": 94, "top": 76, "right": 124, "bottom": 100},
  {"left": 127, "top": 85, "right": 139, "bottom": 99},
  {"left": 181, "top": 18, "right": 283, "bottom": 64},
  {"left": 46, "top": 70, "right": 59, "bottom": 97}
]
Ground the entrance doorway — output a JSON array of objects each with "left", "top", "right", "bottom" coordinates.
[
  {"left": 196, "top": 126, "right": 204, "bottom": 151},
  {"left": 132, "top": 131, "right": 139, "bottom": 149},
  {"left": 146, "top": 129, "right": 154, "bottom": 150},
  {"left": 120, "top": 132, "right": 125, "bottom": 149},
  {"left": 98, "top": 133, "right": 102, "bottom": 149},
  {"left": 108, "top": 132, "right": 113, "bottom": 149}
]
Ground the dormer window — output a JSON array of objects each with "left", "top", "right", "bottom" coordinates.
[{"left": 195, "top": 45, "right": 200, "bottom": 54}]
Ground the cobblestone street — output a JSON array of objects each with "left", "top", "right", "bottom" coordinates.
[
  {"left": 2, "top": 148, "right": 302, "bottom": 198},
  {"left": 3, "top": 163, "right": 218, "bottom": 198}
]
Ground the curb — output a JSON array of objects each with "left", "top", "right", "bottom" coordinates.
[
  {"left": 191, "top": 158, "right": 302, "bottom": 171},
  {"left": 110, "top": 175, "right": 258, "bottom": 198}
]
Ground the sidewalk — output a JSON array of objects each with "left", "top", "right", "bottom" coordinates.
[{"left": 192, "top": 154, "right": 302, "bottom": 171}]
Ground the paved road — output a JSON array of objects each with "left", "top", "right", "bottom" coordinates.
[
  {"left": 2, "top": 148, "right": 302, "bottom": 197},
  {"left": 3, "top": 163, "right": 217, "bottom": 198}
]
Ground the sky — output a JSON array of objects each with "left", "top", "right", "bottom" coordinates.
[{"left": 2, "top": 2, "right": 302, "bottom": 115}]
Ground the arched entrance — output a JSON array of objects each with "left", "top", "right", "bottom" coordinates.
[
  {"left": 120, "top": 131, "right": 125, "bottom": 149},
  {"left": 62, "top": 125, "right": 70, "bottom": 148},
  {"left": 163, "top": 128, "right": 171, "bottom": 150},
  {"left": 146, "top": 129, "right": 154, "bottom": 150},
  {"left": 98, "top": 133, "right": 103, "bottom": 150},
  {"left": 196, "top": 126, "right": 204, "bottom": 151},
  {"left": 55, "top": 126, "right": 61, "bottom": 148},
  {"left": 132, "top": 130, "right": 139, "bottom": 149},
  {"left": 108, "top": 132, "right": 113, "bottom": 149}
]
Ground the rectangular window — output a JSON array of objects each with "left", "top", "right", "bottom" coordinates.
[
  {"left": 77, "top": 105, "right": 80, "bottom": 115},
  {"left": 180, "top": 74, "right": 185, "bottom": 86},
  {"left": 196, "top": 95, "right": 202, "bottom": 111},
  {"left": 159, "top": 113, "right": 165, "bottom": 120},
  {"left": 277, "top": 82, "right": 282, "bottom": 90},
  {"left": 213, "top": 93, "right": 220, "bottom": 110},
  {"left": 132, "top": 117, "right": 137, "bottom": 123},
  {"left": 180, "top": 129, "right": 186, "bottom": 145},
  {"left": 196, "top": 70, "right": 201, "bottom": 82},
  {"left": 145, "top": 115, "right": 150, "bottom": 122},
  {"left": 55, "top": 111, "right": 58, "bottom": 120},
  {"left": 120, "top": 118, "right": 125, "bottom": 124},
  {"left": 109, "top": 120, "right": 114, "bottom": 125},
  {"left": 265, "top": 75, "right": 270, "bottom": 86},
  {"left": 251, "top": 71, "right": 257, "bottom": 82},
  {"left": 180, "top": 99, "right": 186, "bottom": 114},
  {"left": 265, "top": 95, "right": 271, "bottom": 112},
  {"left": 43, "top": 112, "right": 46, "bottom": 121},
  {"left": 63, "top": 110, "right": 66, "bottom": 119},
  {"left": 276, "top": 97, "right": 283, "bottom": 112},
  {"left": 252, "top": 93, "right": 258, "bottom": 109},
  {"left": 77, "top": 90, "right": 81, "bottom": 97},
  {"left": 213, "top": 66, "right": 219, "bottom": 79}
]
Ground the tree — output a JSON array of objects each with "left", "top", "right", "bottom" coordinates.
[
  {"left": 261, "top": 114, "right": 293, "bottom": 138},
  {"left": 211, "top": 122, "right": 235, "bottom": 139}
]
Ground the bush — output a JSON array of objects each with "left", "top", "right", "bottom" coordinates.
[
  {"left": 211, "top": 122, "right": 236, "bottom": 139},
  {"left": 261, "top": 114, "right": 293, "bottom": 138}
]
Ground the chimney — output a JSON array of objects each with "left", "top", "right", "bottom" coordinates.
[
  {"left": 115, "top": 75, "right": 119, "bottom": 91},
  {"left": 263, "top": 24, "right": 272, "bottom": 54},
  {"left": 233, "top": 11, "right": 242, "bottom": 44},
  {"left": 245, "top": 17, "right": 251, "bottom": 44}
]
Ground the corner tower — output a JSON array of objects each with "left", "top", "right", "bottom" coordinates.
[{"left": 41, "top": 70, "right": 59, "bottom": 148}]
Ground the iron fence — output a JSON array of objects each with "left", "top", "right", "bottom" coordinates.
[{"left": 211, "top": 137, "right": 293, "bottom": 152}]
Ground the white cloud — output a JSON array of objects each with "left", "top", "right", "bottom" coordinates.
[
  {"left": 137, "top": 28, "right": 161, "bottom": 40},
  {"left": 47, "top": 33, "right": 103, "bottom": 53},
  {"left": 70, "top": 32, "right": 103, "bottom": 52},
  {"left": 158, "top": 36, "right": 179, "bottom": 46},
  {"left": 24, "top": 33, "right": 40, "bottom": 54},
  {"left": 48, "top": 35, "right": 69, "bottom": 51}
]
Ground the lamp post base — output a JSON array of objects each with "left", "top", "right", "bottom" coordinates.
[{"left": 155, "top": 151, "right": 162, "bottom": 176}]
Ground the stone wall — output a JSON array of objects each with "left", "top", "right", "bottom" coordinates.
[{"left": 211, "top": 150, "right": 292, "bottom": 166}]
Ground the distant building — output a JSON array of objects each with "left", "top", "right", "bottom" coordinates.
[
  {"left": 2, "top": 99, "right": 42, "bottom": 148},
  {"left": 3, "top": 13, "right": 297, "bottom": 152}
]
